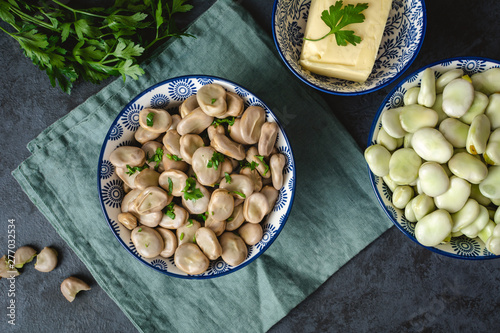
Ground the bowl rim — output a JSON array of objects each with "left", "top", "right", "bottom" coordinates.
[
  {"left": 368, "top": 56, "right": 500, "bottom": 260},
  {"left": 271, "top": 0, "right": 427, "bottom": 96},
  {"left": 97, "top": 74, "right": 297, "bottom": 278}
]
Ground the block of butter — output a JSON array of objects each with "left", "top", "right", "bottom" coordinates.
[{"left": 299, "top": 0, "right": 392, "bottom": 82}]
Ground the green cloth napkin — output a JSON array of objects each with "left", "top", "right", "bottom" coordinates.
[{"left": 13, "top": 0, "right": 392, "bottom": 332}]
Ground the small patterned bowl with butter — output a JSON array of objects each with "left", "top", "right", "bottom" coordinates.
[{"left": 272, "top": 0, "right": 427, "bottom": 95}]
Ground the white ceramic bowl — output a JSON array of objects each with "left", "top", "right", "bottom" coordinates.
[
  {"left": 98, "top": 75, "right": 296, "bottom": 278},
  {"left": 272, "top": 0, "right": 426, "bottom": 95},
  {"left": 368, "top": 57, "right": 500, "bottom": 259}
]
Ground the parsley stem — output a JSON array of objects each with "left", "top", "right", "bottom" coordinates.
[
  {"left": 9, "top": 7, "right": 56, "bottom": 30},
  {"left": 51, "top": 0, "right": 108, "bottom": 19}
]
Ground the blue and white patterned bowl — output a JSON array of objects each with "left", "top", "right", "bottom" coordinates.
[
  {"left": 272, "top": 0, "right": 426, "bottom": 95},
  {"left": 98, "top": 75, "right": 296, "bottom": 278},
  {"left": 368, "top": 57, "right": 500, "bottom": 260}
]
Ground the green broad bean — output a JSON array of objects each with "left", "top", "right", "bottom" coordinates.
[
  {"left": 403, "top": 86, "right": 420, "bottom": 105},
  {"left": 479, "top": 165, "right": 500, "bottom": 200},
  {"left": 418, "top": 68, "right": 436, "bottom": 107},
  {"left": 381, "top": 107, "right": 406, "bottom": 138},
  {"left": 418, "top": 162, "right": 449, "bottom": 197},
  {"left": 478, "top": 220, "right": 496, "bottom": 244},
  {"left": 466, "top": 114, "right": 491, "bottom": 155},
  {"left": 448, "top": 152, "right": 488, "bottom": 184},
  {"left": 438, "top": 118, "right": 469, "bottom": 148},
  {"left": 364, "top": 144, "right": 391, "bottom": 177},
  {"left": 377, "top": 127, "right": 403, "bottom": 151},
  {"left": 451, "top": 198, "right": 480, "bottom": 232},
  {"left": 461, "top": 205, "right": 490, "bottom": 238},
  {"left": 471, "top": 67, "right": 500, "bottom": 95},
  {"left": 389, "top": 148, "right": 422, "bottom": 185},
  {"left": 414, "top": 209, "right": 453, "bottom": 247},
  {"left": 485, "top": 93, "right": 500, "bottom": 130},
  {"left": 412, "top": 193, "right": 436, "bottom": 221},
  {"left": 392, "top": 186, "right": 414, "bottom": 209},
  {"left": 442, "top": 78, "right": 475, "bottom": 118},
  {"left": 460, "top": 91, "right": 489, "bottom": 124},
  {"left": 399, "top": 104, "right": 438, "bottom": 133},
  {"left": 411, "top": 128, "right": 453, "bottom": 163},
  {"left": 436, "top": 68, "right": 463, "bottom": 93},
  {"left": 434, "top": 176, "right": 471, "bottom": 213}
]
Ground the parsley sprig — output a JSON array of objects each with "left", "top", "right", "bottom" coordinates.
[
  {"left": 182, "top": 177, "right": 204, "bottom": 201},
  {"left": 164, "top": 202, "right": 176, "bottom": 219},
  {"left": 212, "top": 117, "right": 235, "bottom": 128},
  {"left": 147, "top": 147, "right": 164, "bottom": 170},
  {"left": 207, "top": 151, "right": 225, "bottom": 170},
  {"left": 0, "top": 0, "right": 194, "bottom": 94},
  {"left": 125, "top": 164, "right": 149, "bottom": 176},
  {"left": 255, "top": 155, "right": 269, "bottom": 176},
  {"left": 304, "top": 1, "right": 368, "bottom": 46}
]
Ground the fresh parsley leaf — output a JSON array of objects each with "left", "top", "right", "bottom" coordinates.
[
  {"left": 212, "top": 117, "right": 235, "bottom": 128},
  {"left": 211, "top": 98, "right": 216, "bottom": 104},
  {"left": 164, "top": 202, "right": 176, "bottom": 219},
  {"left": 182, "top": 177, "right": 204, "bottom": 201},
  {"left": 304, "top": 1, "right": 368, "bottom": 46},
  {"left": 195, "top": 212, "right": 208, "bottom": 222},
  {"left": 146, "top": 112, "right": 155, "bottom": 127},
  {"left": 0, "top": 0, "right": 194, "bottom": 94},
  {"left": 180, "top": 232, "right": 184, "bottom": 241},
  {"left": 125, "top": 164, "right": 149, "bottom": 175},
  {"left": 227, "top": 217, "right": 234, "bottom": 222},
  {"left": 232, "top": 191, "right": 246, "bottom": 198},
  {"left": 165, "top": 153, "right": 182, "bottom": 161},
  {"left": 224, "top": 172, "right": 232, "bottom": 184},
  {"left": 138, "top": 228, "right": 142, "bottom": 232},
  {"left": 255, "top": 155, "right": 270, "bottom": 176},
  {"left": 240, "top": 160, "right": 259, "bottom": 171},
  {"left": 147, "top": 147, "right": 163, "bottom": 170},
  {"left": 207, "top": 151, "right": 225, "bottom": 170},
  {"left": 186, "top": 219, "right": 194, "bottom": 228},
  {"left": 167, "top": 177, "right": 173, "bottom": 196}
]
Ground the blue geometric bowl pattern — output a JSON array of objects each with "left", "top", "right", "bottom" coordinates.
[
  {"left": 367, "top": 57, "right": 500, "bottom": 260},
  {"left": 272, "top": 0, "right": 426, "bottom": 95},
  {"left": 98, "top": 75, "right": 296, "bottom": 278}
]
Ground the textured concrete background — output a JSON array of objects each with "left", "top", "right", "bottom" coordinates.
[{"left": 1, "top": 0, "right": 500, "bottom": 332}]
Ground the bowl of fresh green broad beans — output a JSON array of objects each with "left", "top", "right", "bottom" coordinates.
[{"left": 366, "top": 57, "right": 500, "bottom": 259}]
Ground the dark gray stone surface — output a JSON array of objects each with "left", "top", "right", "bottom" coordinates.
[{"left": 1, "top": 1, "right": 499, "bottom": 332}]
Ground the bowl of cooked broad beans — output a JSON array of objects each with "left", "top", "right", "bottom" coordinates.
[
  {"left": 365, "top": 57, "right": 500, "bottom": 259},
  {"left": 98, "top": 75, "right": 295, "bottom": 278}
]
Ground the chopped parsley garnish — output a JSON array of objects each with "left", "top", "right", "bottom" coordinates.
[
  {"left": 211, "top": 98, "right": 216, "bottom": 104},
  {"left": 186, "top": 219, "right": 194, "bottom": 228},
  {"left": 212, "top": 117, "right": 235, "bottom": 128},
  {"left": 165, "top": 153, "right": 183, "bottom": 161},
  {"left": 164, "top": 202, "right": 176, "bottom": 219},
  {"left": 239, "top": 160, "right": 259, "bottom": 171},
  {"left": 193, "top": 235, "right": 196, "bottom": 243},
  {"left": 224, "top": 172, "right": 232, "bottom": 184},
  {"left": 180, "top": 232, "right": 185, "bottom": 241},
  {"left": 147, "top": 147, "right": 164, "bottom": 170},
  {"left": 167, "top": 177, "right": 173, "bottom": 195},
  {"left": 304, "top": 1, "right": 368, "bottom": 46},
  {"left": 255, "top": 155, "right": 270, "bottom": 176},
  {"left": 182, "top": 177, "right": 204, "bottom": 201},
  {"left": 138, "top": 228, "right": 142, "bottom": 232},
  {"left": 125, "top": 164, "right": 149, "bottom": 176},
  {"left": 146, "top": 112, "right": 155, "bottom": 127},
  {"left": 232, "top": 191, "right": 246, "bottom": 198},
  {"left": 207, "top": 151, "right": 225, "bottom": 170},
  {"left": 195, "top": 212, "right": 208, "bottom": 222},
  {"left": 145, "top": 243, "right": 149, "bottom": 248},
  {"left": 227, "top": 217, "right": 234, "bottom": 221}
]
